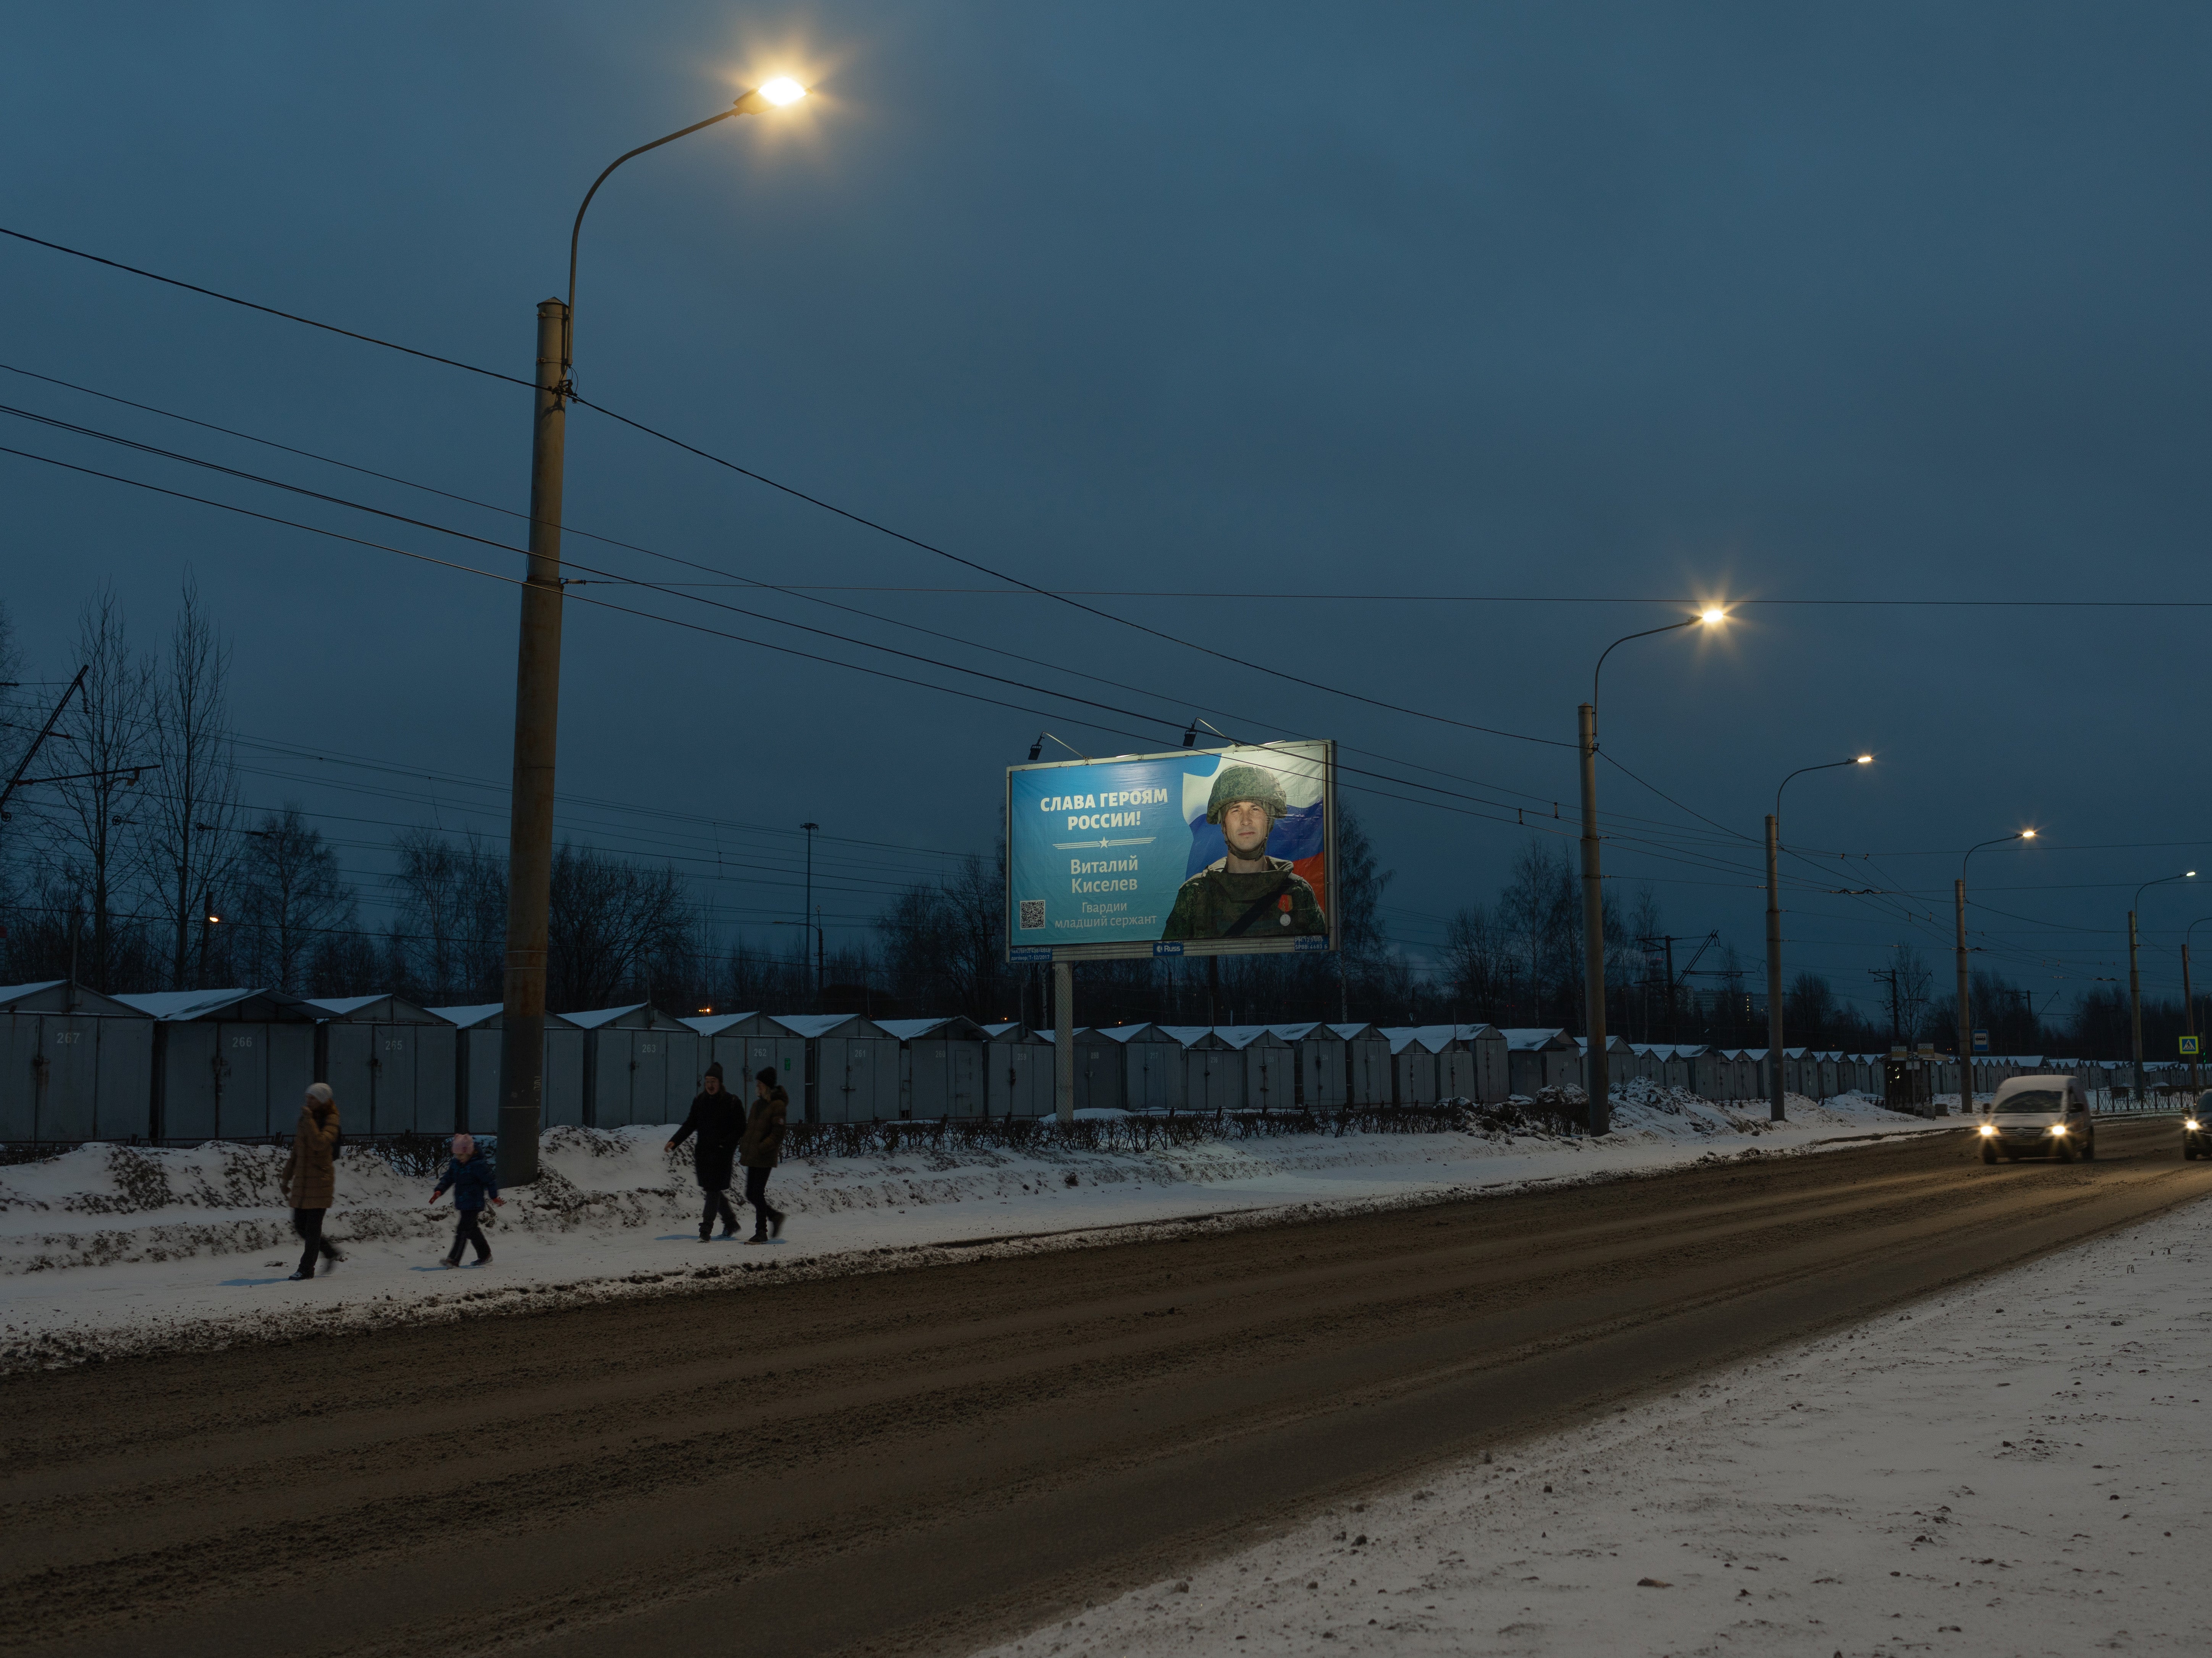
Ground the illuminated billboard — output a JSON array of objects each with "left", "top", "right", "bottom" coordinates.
[{"left": 1005, "top": 740, "right": 1335, "bottom": 961}]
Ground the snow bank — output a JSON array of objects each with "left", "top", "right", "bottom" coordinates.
[
  {"left": 0, "top": 1091, "right": 1935, "bottom": 1369},
  {"left": 976, "top": 1187, "right": 2212, "bottom": 1658}
]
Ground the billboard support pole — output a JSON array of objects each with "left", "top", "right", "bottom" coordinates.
[{"left": 1054, "top": 960, "right": 1074, "bottom": 1124}]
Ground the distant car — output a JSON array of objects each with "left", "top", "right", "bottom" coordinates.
[
  {"left": 1976, "top": 1074, "right": 2096, "bottom": 1163},
  {"left": 2186, "top": 1093, "right": 2210, "bottom": 1160}
]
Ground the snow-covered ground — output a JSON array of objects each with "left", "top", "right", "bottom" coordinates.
[
  {"left": 0, "top": 1086, "right": 1936, "bottom": 1368},
  {"left": 976, "top": 1191, "right": 2212, "bottom": 1658}
]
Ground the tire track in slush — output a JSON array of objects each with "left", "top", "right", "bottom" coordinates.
[{"left": 0, "top": 1118, "right": 2203, "bottom": 1658}]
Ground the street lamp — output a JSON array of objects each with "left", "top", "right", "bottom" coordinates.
[
  {"left": 1579, "top": 607, "right": 1726, "bottom": 1135},
  {"left": 1763, "top": 754, "right": 1873, "bottom": 1123},
  {"left": 498, "top": 79, "right": 811, "bottom": 1185},
  {"left": 801, "top": 822, "right": 821, "bottom": 1006},
  {"left": 2129, "top": 869, "right": 2196, "bottom": 1103},
  {"left": 1955, "top": 830, "right": 2037, "bottom": 1111}
]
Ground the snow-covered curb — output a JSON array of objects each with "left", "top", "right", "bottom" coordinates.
[
  {"left": 977, "top": 1193, "right": 2212, "bottom": 1658},
  {"left": 0, "top": 1088, "right": 1938, "bottom": 1370}
]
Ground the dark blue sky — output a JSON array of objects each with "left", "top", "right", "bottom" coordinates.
[{"left": 6, "top": 3, "right": 2211, "bottom": 1018}]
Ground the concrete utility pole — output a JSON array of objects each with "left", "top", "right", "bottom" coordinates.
[
  {"left": 1577, "top": 701, "right": 1609, "bottom": 1134},
  {"left": 2128, "top": 909, "right": 2144, "bottom": 1105},
  {"left": 2127, "top": 870, "right": 2196, "bottom": 1106},
  {"left": 802, "top": 822, "right": 821, "bottom": 1007},
  {"left": 496, "top": 80, "right": 810, "bottom": 1184},
  {"left": 496, "top": 298, "right": 568, "bottom": 1187},
  {"left": 1766, "top": 815, "right": 1784, "bottom": 1122},
  {"left": 1054, "top": 960, "right": 1074, "bottom": 1125},
  {"left": 1954, "top": 878, "right": 1972, "bottom": 1114},
  {"left": 1577, "top": 608, "right": 1724, "bottom": 1135},
  {"left": 1952, "top": 830, "right": 2039, "bottom": 1117},
  {"left": 2183, "top": 941, "right": 2198, "bottom": 1096},
  {"left": 1766, "top": 756, "right": 1869, "bottom": 1124}
]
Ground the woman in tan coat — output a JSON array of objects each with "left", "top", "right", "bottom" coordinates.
[
  {"left": 737, "top": 1068, "right": 788, "bottom": 1244},
  {"left": 282, "top": 1082, "right": 344, "bottom": 1281}
]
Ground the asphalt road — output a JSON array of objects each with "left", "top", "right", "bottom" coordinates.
[{"left": 3, "top": 1118, "right": 2205, "bottom": 1658}]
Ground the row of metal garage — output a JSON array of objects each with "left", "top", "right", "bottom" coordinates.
[{"left": 12, "top": 977, "right": 2096, "bottom": 1143}]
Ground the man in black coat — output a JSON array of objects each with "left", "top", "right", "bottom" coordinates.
[{"left": 668, "top": 1063, "right": 744, "bottom": 1239}]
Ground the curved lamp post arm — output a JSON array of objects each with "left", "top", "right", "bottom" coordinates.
[
  {"left": 562, "top": 82, "right": 802, "bottom": 381},
  {"left": 2135, "top": 870, "right": 2197, "bottom": 912},
  {"left": 1775, "top": 755, "right": 1871, "bottom": 827},
  {"left": 1592, "top": 618, "right": 1697, "bottom": 709},
  {"left": 1961, "top": 830, "right": 2034, "bottom": 882}
]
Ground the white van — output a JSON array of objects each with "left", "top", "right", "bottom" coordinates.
[{"left": 1976, "top": 1074, "right": 2095, "bottom": 1163}]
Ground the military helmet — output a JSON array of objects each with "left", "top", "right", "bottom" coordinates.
[{"left": 1205, "top": 763, "right": 1289, "bottom": 823}]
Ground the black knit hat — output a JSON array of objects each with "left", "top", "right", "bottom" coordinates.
[
  {"left": 755, "top": 1066, "right": 778, "bottom": 1089},
  {"left": 705, "top": 1060, "right": 725, "bottom": 1082}
]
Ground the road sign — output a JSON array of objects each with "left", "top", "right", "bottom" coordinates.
[
  {"left": 1971, "top": 1029, "right": 1989, "bottom": 1053},
  {"left": 2182, "top": 1035, "right": 2201, "bottom": 1056}
]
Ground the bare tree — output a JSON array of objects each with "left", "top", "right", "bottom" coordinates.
[
  {"left": 144, "top": 578, "right": 239, "bottom": 988},
  {"left": 34, "top": 591, "right": 154, "bottom": 992},
  {"left": 877, "top": 847, "right": 1005, "bottom": 1020},
  {"left": 1441, "top": 902, "right": 1510, "bottom": 1020},
  {"left": 231, "top": 806, "right": 356, "bottom": 993},
  {"left": 1891, "top": 943, "right": 1934, "bottom": 1044},
  {"left": 387, "top": 830, "right": 507, "bottom": 1005},
  {"left": 548, "top": 843, "right": 695, "bottom": 1011},
  {"left": 1499, "top": 839, "right": 1577, "bottom": 1024},
  {"left": 0, "top": 598, "right": 23, "bottom": 783}
]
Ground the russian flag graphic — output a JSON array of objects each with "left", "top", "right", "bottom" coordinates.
[{"left": 1181, "top": 749, "right": 1328, "bottom": 917}]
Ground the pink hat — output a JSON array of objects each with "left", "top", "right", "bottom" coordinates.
[{"left": 451, "top": 1133, "right": 475, "bottom": 1156}]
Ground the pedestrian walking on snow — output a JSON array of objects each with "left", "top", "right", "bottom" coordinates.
[
  {"left": 282, "top": 1082, "right": 345, "bottom": 1280},
  {"left": 737, "top": 1067, "right": 788, "bottom": 1244},
  {"left": 667, "top": 1062, "right": 745, "bottom": 1239},
  {"left": 428, "top": 1133, "right": 503, "bottom": 1266}
]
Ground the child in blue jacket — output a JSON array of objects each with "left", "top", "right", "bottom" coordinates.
[{"left": 428, "top": 1133, "right": 503, "bottom": 1267}]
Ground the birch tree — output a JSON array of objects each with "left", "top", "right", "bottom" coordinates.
[{"left": 145, "top": 578, "right": 239, "bottom": 988}]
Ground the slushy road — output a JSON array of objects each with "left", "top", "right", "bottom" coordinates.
[{"left": 3, "top": 1118, "right": 2204, "bottom": 1658}]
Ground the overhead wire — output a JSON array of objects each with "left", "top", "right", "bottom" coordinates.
[
  {"left": 1, "top": 363, "right": 1674, "bottom": 833},
  {"left": 0, "top": 224, "right": 1573, "bottom": 751},
  {"left": 2, "top": 225, "right": 2166, "bottom": 1006}
]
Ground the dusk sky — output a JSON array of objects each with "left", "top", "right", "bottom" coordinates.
[{"left": 7, "top": 2, "right": 2212, "bottom": 1019}]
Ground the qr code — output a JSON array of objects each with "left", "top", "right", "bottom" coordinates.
[{"left": 1019, "top": 899, "right": 1046, "bottom": 931}]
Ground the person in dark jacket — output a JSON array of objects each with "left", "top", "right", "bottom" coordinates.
[
  {"left": 282, "top": 1082, "right": 344, "bottom": 1281},
  {"left": 668, "top": 1063, "right": 744, "bottom": 1239},
  {"left": 737, "top": 1067, "right": 788, "bottom": 1244},
  {"left": 427, "top": 1132, "right": 503, "bottom": 1267}
]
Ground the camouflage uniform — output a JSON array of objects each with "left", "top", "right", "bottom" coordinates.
[{"left": 1162, "top": 856, "right": 1327, "bottom": 940}]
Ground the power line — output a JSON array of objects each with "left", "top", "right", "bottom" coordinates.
[
  {"left": 0, "top": 226, "right": 530, "bottom": 390},
  {"left": 0, "top": 366, "right": 1643, "bottom": 826},
  {"left": 0, "top": 224, "right": 1572, "bottom": 751}
]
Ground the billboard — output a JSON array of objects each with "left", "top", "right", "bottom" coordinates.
[{"left": 1005, "top": 740, "right": 1335, "bottom": 961}]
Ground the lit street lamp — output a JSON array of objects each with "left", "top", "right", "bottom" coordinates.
[
  {"left": 2129, "top": 869, "right": 2196, "bottom": 1103},
  {"left": 499, "top": 78, "right": 811, "bottom": 1185},
  {"left": 1579, "top": 607, "right": 1725, "bottom": 1135},
  {"left": 1764, "top": 754, "right": 1873, "bottom": 1123},
  {"left": 1955, "top": 830, "right": 2036, "bottom": 1111}
]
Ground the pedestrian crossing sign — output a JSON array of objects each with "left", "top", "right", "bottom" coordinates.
[{"left": 2182, "top": 1035, "right": 2200, "bottom": 1056}]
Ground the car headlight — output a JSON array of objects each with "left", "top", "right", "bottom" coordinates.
[
  {"left": 2051, "top": 1124, "right": 2067, "bottom": 1136},
  {"left": 1979, "top": 1123, "right": 1995, "bottom": 1136},
  {"left": 2188, "top": 1119, "right": 2202, "bottom": 1131}
]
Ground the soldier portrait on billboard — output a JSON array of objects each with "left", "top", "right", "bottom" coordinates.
[{"left": 1161, "top": 762, "right": 1327, "bottom": 941}]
